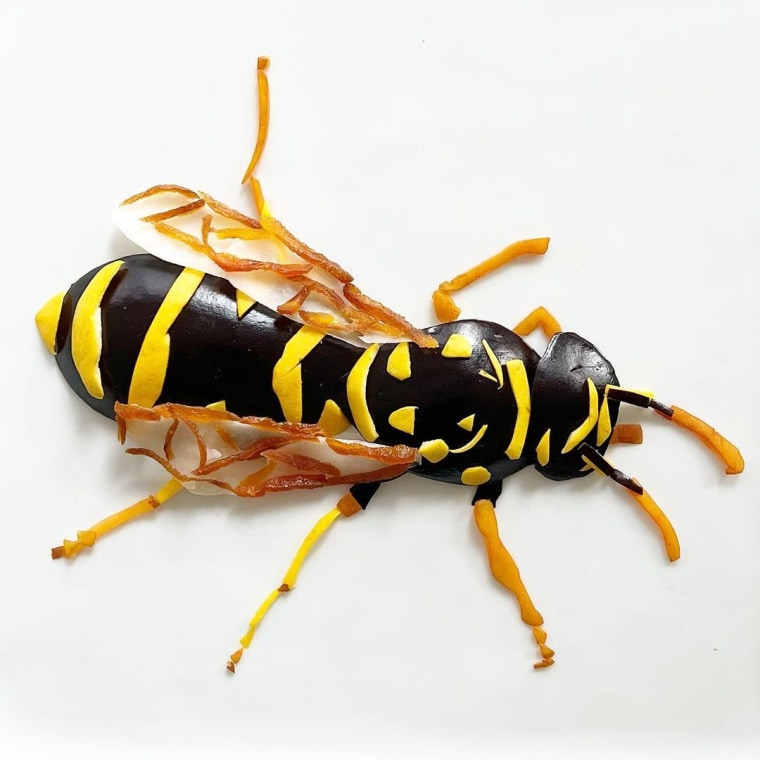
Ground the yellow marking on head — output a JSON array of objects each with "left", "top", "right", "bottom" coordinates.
[
  {"left": 128, "top": 268, "right": 205, "bottom": 407},
  {"left": 35, "top": 291, "right": 65, "bottom": 355},
  {"left": 596, "top": 394, "right": 612, "bottom": 446},
  {"left": 271, "top": 326, "right": 325, "bottom": 423},
  {"left": 461, "top": 466, "right": 491, "bottom": 486},
  {"left": 441, "top": 334, "right": 473, "bottom": 358},
  {"left": 481, "top": 339, "right": 504, "bottom": 388},
  {"left": 561, "top": 378, "right": 600, "bottom": 454},
  {"left": 347, "top": 343, "right": 380, "bottom": 441},
  {"left": 606, "top": 385, "right": 654, "bottom": 401},
  {"left": 479, "top": 370, "right": 499, "bottom": 383},
  {"left": 450, "top": 425, "right": 488, "bottom": 454},
  {"left": 236, "top": 290, "right": 257, "bottom": 319},
  {"left": 457, "top": 414, "right": 475, "bottom": 432},
  {"left": 71, "top": 260, "right": 124, "bottom": 399},
  {"left": 317, "top": 399, "right": 351, "bottom": 436},
  {"left": 536, "top": 429, "right": 551, "bottom": 467},
  {"left": 419, "top": 439, "right": 449, "bottom": 463},
  {"left": 505, "top": 359, "right": 531, "bottom": 460},
  {"left": 386, "top": 342, "right": 411, "bottom": 381},
  {"left": 388, "top": 406, "right": 417, "bottom": 435}
]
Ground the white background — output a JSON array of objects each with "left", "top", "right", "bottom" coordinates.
[{"left": 1, "top": 2, "right": 759, "bottom": 758}]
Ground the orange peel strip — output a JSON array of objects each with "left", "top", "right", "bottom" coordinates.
[
  {"left": 241, "top": 56, "right": 270, "bottom": 184},
  {"left": 213, "top": 227, "right": 273, "bottom": 241},
  {"left": 260, "top": 216, "right": 353, "bottom": 283},
  {"left": 472, "top": 499, "right": 543, "bottom": 628},
  {"left": 658, "top": 406, "right": 744, "bottom": 475},
  {"left": 197, "top": 192, "right": 261, "bottom": 229},
  {"left": 51, "top": 478, "right": 182, "bottom": 559},
  {"left": 625, "top": 488, "right": 681, "bottom": 562},
  {"left": 512, "top": 306, "right": 562, "bottom": 339},
  {"left": 250, "top": 178, "right": 266, "bottom": 216},
  {"left": 609, "top": 424, "right": 643, "bottom": 445},
  {"left": 433, "top": 238, "right": 550, "bottom": 321},
  {"left": 201, "top": 215, "right": 212, "bottom": 247},
  {"left": 121, "top": 184, "right": 199, "bottom": 205},
  {"left": 140, "top": 199, "right": 206, "bottom": 224}
]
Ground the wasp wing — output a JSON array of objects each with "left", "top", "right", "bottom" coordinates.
[
  {"left": 114, "top": 186, "right": 436, "bottom": 348},
  {"left": 115, "top": 402, "right": 418, "bottom": 497}
]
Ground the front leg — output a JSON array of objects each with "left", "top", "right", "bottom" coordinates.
[{"left": 471, "top": 483, "right": 554, "bottom": 670}]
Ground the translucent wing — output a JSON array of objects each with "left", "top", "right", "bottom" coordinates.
[
  {"left": 115, "top": 403, "right": 418, "bottom": 497},
  {"left": 114, "top": 186, "right": 436, "bottom": 348}
]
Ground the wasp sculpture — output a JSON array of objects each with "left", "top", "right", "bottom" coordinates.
[{"left": 36, "top": 58, "right": 744, "bottom": 673}]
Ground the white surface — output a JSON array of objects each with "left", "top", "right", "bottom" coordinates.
[{"left": 1, "top": 2, "right": 759, "bottom": 758}]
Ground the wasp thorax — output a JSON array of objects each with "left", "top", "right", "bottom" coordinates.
[{"left": 529, "top": 332, "right": 620, "bottom": 480}]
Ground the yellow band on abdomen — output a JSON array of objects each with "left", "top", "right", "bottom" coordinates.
[
  {"left": 347, "top": 343, "right": 380, "bottom": 441},
  {"left": 128, "top": 268, "right": 205, "bottom": 407},
  {"left": 272, "top": 325, "right": 326, "bottom": 422},
  {"left": 71, "top": 260, "right": 124, "bottom": 399}
]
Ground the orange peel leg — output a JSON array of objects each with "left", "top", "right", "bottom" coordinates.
[
  {"left": 472, "top": 499, "right": 554, "bottom": 670},
  {"left": 51, "top": 478, "right": 183, "bottom": 560},
  {"left": 241, "top": 56, "right": 270, "bottom": 184},
  {"left": 433, "top": 238, "right": 550, "bottom": 322},
  {"left": 658, "top": 405, "right": 744, "bottom": 475},
  {"left": 227, "top": 503, "right": 352, "bottom": 674},
  {"left": 579, "top": 443, "right": 680, "bottom": 563},
  {"left": 513, "top": 306, "right": 562, "bottom": 340},
  {"left": 626, "top": 488, "right": 681, "bottom": 563}
]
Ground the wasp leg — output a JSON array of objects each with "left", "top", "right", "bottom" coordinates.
[
  {"left": 227, "top": 482, "right": 377, "bottom": 674},
  {"left": 512, "top": 306, "right": 562, "bottom": 340},
  {"left": 578, "top": 442, "right": 680, "bottom": 562},
  {"left": 471, "top": 487, "right": 554, "bottom": 670},
  {"left": 432, "top": 238, "right": 550, "bottom": 322},
  {"left": 605, "top": 387, "right": 744, "bottom": 475},
  {"left": 51, "top": 478, "right": 183, "bottom": 560}
]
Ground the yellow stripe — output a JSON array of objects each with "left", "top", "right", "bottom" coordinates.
[
  {"left": 536, "top": 429, "right": 551, "bottom": 466},
  {"left": 317, "top": 399, "right": 351, "bottom": 435},
  {"left": 457, "top": 414, "right": 475, "bottom": 432},
  {"left": 461, "top": 466, "right": 491, "bottom": 486},
  {"left": 562, "top": 378, "right": 600, "bottom": 454},
  {"left": 479, "top": 370, "right": 499, "bottom": 384},
  {"left": 35, "top": 291, "right": 65, "bottom": 355},
  {"left": 236, "top": 290, "right": 256, "bottom": 319},
  {"left": 386, "top": 342, "right": 411, "bottom": 380},
  {"left": 347, "top": 343, "right": 380, "bottom": 441},
  {"left": 71, "top": 260, "right": 124, "bottom": 399},
  {"left": 441, "top": 334, "right": 472, "bottom": 358},
  {"left": 450, "top": 424, "right": 488, "bottom": 454},
  {"left": 272, "top": 326, "right": 325, "bottom": 423},
  {"left": 482, "top": 339, "right": 504, "bottom": 388},
  {"left": 596, "top": 394, "right": 612, "bottom": 445},
  {"left": 419, "top": 438, "right": 449, "bottom": 463},
  {"left": 128, "top": 268, "right": 205, "bottom": 407},
  {"left": 388, "top": 406, "right": 417, "bottom": 435},
  {"left": 505, "top": 359, "right": 531, "bottom": 459}
]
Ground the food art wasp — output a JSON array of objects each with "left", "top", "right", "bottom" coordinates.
[{"left": 36, "top": 58, "right": 744, "bottom": 673}]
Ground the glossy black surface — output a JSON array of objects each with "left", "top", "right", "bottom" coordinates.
[
  {"left": 53, "top": 254, "right": 621, "bottom": 488},
  {"left": 55, "top": 255, "right": 358, "bottom": 421}
]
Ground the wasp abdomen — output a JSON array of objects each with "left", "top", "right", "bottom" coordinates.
[{"left": 48, "top": 254, "right": 359, "bottom": 423}]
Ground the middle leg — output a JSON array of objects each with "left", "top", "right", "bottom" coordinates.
[{"left": 471, "top": 484, "right": 554, "bottom": 670}]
